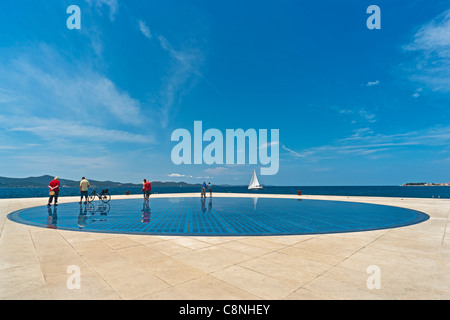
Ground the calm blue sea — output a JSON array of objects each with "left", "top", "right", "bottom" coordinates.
[{"left": 0, "top": 185, "right": 449, "bottom": 199}]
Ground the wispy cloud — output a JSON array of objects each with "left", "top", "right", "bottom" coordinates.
[
  {"left": 0, "top": 44, "right": 144, "bottom": 126},
  {"left": 366, "top": 80, "right": 380, "bottom": 86},
  {"left": 203, "top": 165, "right": 253, "bottom": 178},
  {"left": 283, "top": 126, "right": 450, "bottom": 162},
  {"left": 136, "top": 19, "right": 205, "bottom": 128},
  {"left": 156, "top": 35, "right": 205, "bottom": 127},
  {"left": 357, "top": 109, "right": 377, "bottom": 123},
  {"left": 0, "top": 42, "right": 156, "bottom": 169},
  {"left": 5, "top": 116, "right": 150, "bottom": 144},
  {"left": 404, "top": 9, "right": 450, "bottom": 92},
  {"left": 85, "top": 0, "right": 119, "bottom": 21},
  {"left": 338, "top": 108, "right": 377, "bottom": 124},
  {"left": 8, "top": 151, "right": 129, "bottom": 181},
  {"left": 412, "top": 87, "right": 423, "bottom": 98},
  {"left": 138, "top": 20, "right": 152, "bottom": 39},
  {"left": 259, "top": 141, "right": 279, "bottom": 150},
  {"left": 204, "top": 167, "right": 231, "bottom": 176},
  {"left": 282, "top": 145, "right": 309, "bottom": 159}
]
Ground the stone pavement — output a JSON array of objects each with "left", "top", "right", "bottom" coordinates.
[{"left": 1, "top": 193, "right": 449, "bottom": 300}]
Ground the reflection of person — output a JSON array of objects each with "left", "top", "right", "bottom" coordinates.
[
  {"left": 47, "top": 206, "right": 58, "bottom": 229},
  {"left": 78, "top": 204, "right": 87, "bottom": 229},
  {"left": 79, "top": 177, "right": 90, "bottom": 204},
  {"left": 47, "top": 177, "right": 60, "bottom": 206},
  {"left": 201, "top": 197, "right": 206, "bottom": 213},
  {"left": 141, "top": 200, "right": 151, "bottom": 223},
  {"left": 143, "top": 179, "right": 152, "bottom": 201},
  {"left": 208, "top": 197, "right": 212, "bottom": 213}
]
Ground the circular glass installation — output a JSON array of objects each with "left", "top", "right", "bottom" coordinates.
[{"left": 7, "top": 197, "right": 429, "bottom": 236}]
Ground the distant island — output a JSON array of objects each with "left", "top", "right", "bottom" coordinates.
[
  {"left": 402, "top": 182, "right": 450, "bottom": 186},
  {"left": 0, "top": 175, "right": 203, "bottom": 188}
]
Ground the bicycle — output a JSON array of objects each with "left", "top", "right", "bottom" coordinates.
[
  {"left": 87, "top": 202, "right": 111, "bottom": 215},
  {"left": 87, "top": 186, "right": 111, "bottom": 203}
]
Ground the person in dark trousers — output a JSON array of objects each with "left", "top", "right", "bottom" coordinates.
[
  {"left": 208, "top": 182, "right": 212, "bottom": 198},
  {"left": 201, "top": 181, "right": 207, "bottom": 198},
  {"left": 79, "top": 177, "right": 90, "bottom": 204},
  {"left": 47, "top": 176, "right": 60, "bottom": 206},
  {"left": 143, "top": 179, "right": 152, "bottom": 201}
]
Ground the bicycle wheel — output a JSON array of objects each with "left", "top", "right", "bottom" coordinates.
[
  {"left": 86, "top": 202, "right": 95, "bottom": 213},
  {"left": 88, "top": 193, "right": 96, "bottom": 203},
  {"left": 101, "top": 192, "right": 111, "bottom": 203}
]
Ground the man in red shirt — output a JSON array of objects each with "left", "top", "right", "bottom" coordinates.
[
  {"left": 47, "top": 176, "right": 60, "bottom": 206},
  {"left": 143, "top": 179, "right": 152, "bottom": 201}
]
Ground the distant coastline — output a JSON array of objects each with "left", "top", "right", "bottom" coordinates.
[
  {"left": 0, "top": 175, "right": 203, "bottom": 188},
  {"left": 402, "top": 182, "right": 450, "bottom": 186},
  {"left": 1, "top": 175, "right": 449, "bottom": 189}
]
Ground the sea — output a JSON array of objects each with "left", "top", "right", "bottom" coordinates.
[{"left": 0, "top": 185, "right": 449, "bottom": 199}]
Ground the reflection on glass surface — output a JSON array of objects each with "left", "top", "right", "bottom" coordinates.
[
  {"left": 142, "top": 200, "right": 151, "bottom": 223},
  {"left": 77, "top": 202, "right": 110, "bottom": 229},
  {"left": 9, "top": 197, "right": 430, "bottom": 236},
  {"left": 47, "top": 206, "right": 58, "bottom": 229}
]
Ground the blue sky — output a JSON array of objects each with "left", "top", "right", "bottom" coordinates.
[{"left": 0, "top": 0, "right": 449, "bottom": 185}]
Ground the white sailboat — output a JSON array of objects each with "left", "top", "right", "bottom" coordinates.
[{"left": 248, "top": 170, "right": 263, "bottom": 190}]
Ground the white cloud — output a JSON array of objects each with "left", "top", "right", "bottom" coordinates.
[
  {"left": 407, "top": 10, "right": 450, "bottom": 53},
  {"left": 88, "top": 77, "right": 143, "bottom": 125},
  {"left": 339, "top": 128, "right": 374, "bottom": 141},
  {"left": 0, "top": 145, "right": 21, "bottom": 150},
  {"left": 0, "top": 43, "right": 157, "bottom": 164},
  {"left": 282, "top": 145, "right": 312, "bottom": 159},
  {"left": 412, "top": 88, "right": 422, "bottom": 98},
  {"left": 204, "top": 167, "right": 230, "bottom": 175},
  {"left": 404, "top": 9, "right": 450, "bottom": 92},
  {"left": 168, "top": 173, "right": 185, "bottom": 177},
  {"left": 85, "top": 0, "right": 119, "bottom": 21},
  {"left": 156, "top": 35, "right": 204, "bottom": 127},
  {"left": 132, "top": 17, "right": 207, "bottom": 128},
  {"left": 136, "top": 29, "right": 205, "bottom": 127},
  {"left": 203, "top": 166, "right": 252, "bottom": 177},
  {"left": 259, "top": 141, "right": 279, "bottom": 150},
  {"left": 0, "top": 45, "right": 144, "bottom": 126},
  {"left": 1, "top": 115, "right": 149, "bottom": 144},
  {"left": 283, "top": 126, "right": 450, "bottom": 161},
  {"left": 366, "top": 80, "right": 380, "bottom": 86},
  {"left": 338, "top": 108, "right": 377, "bottom": 123},
  {"left": 358, "top": 109, "right": 377, "bottom": 123},
  {"left": 138, "top": 20, "right": 152, "bottom": 39},
  {"left": 0, "top": 88, "right": 18, "bottom": 104}
]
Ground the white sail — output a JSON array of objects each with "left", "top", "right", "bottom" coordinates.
[{"left": 248, "top": 170, "right": 263, "bottom": 190}]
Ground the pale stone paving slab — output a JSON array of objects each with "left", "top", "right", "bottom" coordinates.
[{"left": 0, "top": 193, "right": 449, "bottom": 299}]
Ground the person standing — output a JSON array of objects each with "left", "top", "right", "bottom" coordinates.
[
  {"left": 47, "top": 176, "right": 60, "bottom": 206},
  {"left": 143, "top": 179, "right": 152, "bottom": 201},
  {"left": 201, "top": 181, "right": 207, "bottom": 198},
  {"left": 79, "top": 177, "right": 90, "bottom": 204},
  {"left": 208, "top": 182, "right": 212, "bottom": 198}
]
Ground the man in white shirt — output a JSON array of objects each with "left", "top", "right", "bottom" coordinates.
[{"left": 79, "top": 177, "right": 90, "bottom": 204}]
